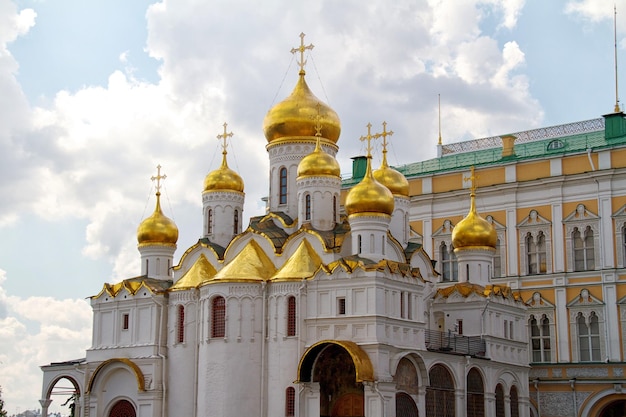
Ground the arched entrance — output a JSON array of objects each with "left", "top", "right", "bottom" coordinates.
[
  {"left": 297, "top": 340, "right": 373, "bottom": 417},
  {"left": 599, "top": 400, "right": 626, "bottom": 417},
  {"left": 109, "top": 399, "right": 136, "bottom": 417},
  {"left": 425, "top": 364, "right": 455, "bottom": 417}
]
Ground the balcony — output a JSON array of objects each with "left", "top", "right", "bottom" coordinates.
[{"left": 425, "top": 330, "right": 486, "bottom": 358}]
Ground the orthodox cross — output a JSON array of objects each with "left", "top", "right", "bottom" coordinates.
[
  {"left": 379, "top": 121, "right": 394, "bottom": 153},
  {"left": 217, "top": 122, "right": 234, "bottom": 155},
  {"left": 151, "top": 164, "right": 166, "bottom": 193},
  {"left": 464, "top": 166, "right": 478, "bottom": 195},
  {"left": 291, "top": 32, "right": 314, "bottom": 74},
  {"left": 359, "top": 123, "right": 381, "bottom": 157}
]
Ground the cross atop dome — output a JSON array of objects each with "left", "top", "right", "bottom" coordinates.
[
  {"left": 291, "top": 32, "right": 314, "bottom": 75},
  {"left": 464, "top": 166, "right": 479, "bottom": 196},
  {"left": 217, "top": 122, "right": 234, "bottom": 155},
  {"left": 379, "top": 121, "right": 394, "bottom": 153},
  {"left": 360, "top": 123, "right": 381, "bottom": 158},
  {"left": 151, "top": 164, "right": 167, "bottom": 194}
]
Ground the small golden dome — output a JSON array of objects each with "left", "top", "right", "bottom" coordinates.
[
  {"left": 203, "top": 152, "right": 244, "bottom": 193},
  {"left": 345, "top": 157, "right": 394, "bottom": 216},
  {"left": 297, "top": 139, "right": 340, "bottom": 178},
  {"left": 263, "top": 73, "right": 341, "bottom": 143},
  {"left": 373, "top": 151, "right": 409, "bottom": 197},
  {"left": 137, "top": 192, "right": 179, "bottom": 246},
  {"left": 451, "top": 195, "right": 496, "bottom": 249}
]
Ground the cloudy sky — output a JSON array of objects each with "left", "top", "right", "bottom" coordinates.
[{"left": 0, "top": 0, "right": 623, "bottom": 414}]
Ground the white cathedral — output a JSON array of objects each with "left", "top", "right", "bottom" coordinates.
[{"left": 40, "top": 37, "right": 530, "bottom": 417}]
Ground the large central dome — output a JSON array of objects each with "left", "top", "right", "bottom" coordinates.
[{"left": 263, "top": 72, "right": 341, "bottom": 143}]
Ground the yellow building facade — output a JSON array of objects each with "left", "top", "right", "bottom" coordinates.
[{"left": 373, "top": 112, "right": 626, "bottom": 417}]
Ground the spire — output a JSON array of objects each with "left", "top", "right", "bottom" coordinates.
[
  {"left": 438, "top": 94, "right": 442, "bottom": 145},
  {"left": 291, "top": 32, "right": 314, "bottom": 76},
  {"left": 378, "top": 121, "right": 394, "bottom": 168},
  {"left": 465, "top": 166, "right": 478, "bottom": 215},
  {"left": 373, "top": 122, "right": 409, "bottom": 197}
]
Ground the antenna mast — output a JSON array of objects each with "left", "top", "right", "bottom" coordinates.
[{"left": 615, "top": 4, "right": 621, "bottom": 112}]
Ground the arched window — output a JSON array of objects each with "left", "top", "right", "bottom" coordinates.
[
  {"left": 287, "top": 296, "right": 297, "bottom": 337},
  {"left": 495, "top": 384, "right": 505, "bottom": 417},
  {"left": 109, "top": 399, "right": 136, "bottom": 417},
  {"left": 285, "top": 387, "right": 295, "bottom": 417},
  {"left": 466, "top": 368, "right": 484, "bottom": 417},
  {"left": 233, "top": 209, "right": 239, "bottom": 234},
  {"left": 305, "top": 194, "right": 311, "bottom": 220},
  {"left": 440, "top": 242, "right": 458, "bottom": 282},
  {"left": 279, "top": 167, "right": 288, "bottom": 204},
  {"left": 426, "top": 364, "right": 455, "bottom": 417},
  {"left": 577, "top": 311, "right": 601, "bottom": 361},
  {"left": 396, "top": 392, "right": 418, "bottom": 417},
  {"left": 177, "top": 305, "right": 185, "bottom": 343},
  {"left": 526, "top": 232, "right": 547, "bottom": 275},
  {"left": 573, "top": 226, "right": 595, "bottom": 271},
  {"left": 530, "top": 314, "right": 551, "bottom": 362},
  {"left": 207, "top": 209, "right": 213, "bottom": 234},
  {"left": 510, "top": 386, "right": 519, "bottom": 417},
  {"left": 212, "top": 296, "right": 226, "bottom": 338}
]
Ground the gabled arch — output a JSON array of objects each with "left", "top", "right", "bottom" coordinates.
[
  {"left": 296, "top": 340, "right": 374, "bottom": 383},
  {"left": 87, "top": 358, "right": 145, "bottom": 394}
]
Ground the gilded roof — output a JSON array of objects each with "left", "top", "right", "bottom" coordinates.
[
  {"left": 212, "top": 239, "right": 276, "bottom": 282},
  {"left": 170, "top": 254, "right": 217, "bottom": 291},
  {"left": 247, "top": 212, "right": 293, "bottom": 253},
  {"left": 91, "top": 276, "right": 171, "bottom": 299},
  {"left": 436, "top": 282, "right": 523, "bottom": 302},
  {"left": 325, "top": 256, "right": 422, "bottom": 279},
  {"left": 271, "top": 239, "right": 322, "bottom": 281}
]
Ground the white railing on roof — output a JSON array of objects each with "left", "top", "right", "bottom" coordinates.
[{"left": 441, "top": 118, "right": 604, "bottom": 155}]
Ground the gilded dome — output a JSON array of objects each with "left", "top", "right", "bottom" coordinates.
[
  {"left": 137, "top": 192, "right": 179, "bottom": 246},
  {"left": 451, "top": 195, "right": 496, "bottom": 249},
  {"left": 345, "top": 157, "right": 394, "bottom": 216},
  {"left": 373, "top": 151, "right": 409, "bottom": 197},
  {"left": 203, "top": 152, "right": 244, "bottom": 193},
  {"left": 263, "top": 73, "right": 341, "bottom": 143},
  {"left": 297, "top": 139, "right": 341, "bottom": 178}
]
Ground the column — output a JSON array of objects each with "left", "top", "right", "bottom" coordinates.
[{"left": 39, "top": 399, "right": 52, "bottom": 417}]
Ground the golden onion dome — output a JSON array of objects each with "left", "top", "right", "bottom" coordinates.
[
  {"left": 451, "top": 194, "right": 496, "bottom": 249},
  {"left": 263, "top": 72, "right": 341, "bottom": 143},
  {"left": 137, "top": 192, "right": 179, "bottom": 246},
  {"left": 203, "top": 151, "right": 244, "bottom": 193},
  {"left": 345, "top": 157, "right": 394, "bottom": 216},
  {"left": 373, "top": 150, "right": 409, "bottom": 197},
  {"left": 297, "top": 138, "right": 341, "bottom": 178}
]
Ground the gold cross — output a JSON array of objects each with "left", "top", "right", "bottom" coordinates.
[
  {"left": 151, "top": 164, "right": 166, "bottom": 193},
  {"left": 379, "top": 121, "right": 394, "bottom": 152},
  {"left": 217, "top": 122, "right": 234, "bottom": 154},
  {"left": 291, "top": 32, "right": 314, "bottom": 74},
  {"left": 359, "top": 123, "right": 381, "bottom": 157},
  {"left": 464, "top": 166, "right": 478, "bottom": 195}
]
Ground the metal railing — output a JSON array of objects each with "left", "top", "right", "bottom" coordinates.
[
  {"left": 425, "top": 329, "right": 487, "bottom": 357},
  {"left": 441, "top": 118, "right": 604, "bottom": 155}
]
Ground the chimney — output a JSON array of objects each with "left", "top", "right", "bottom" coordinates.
[{"left": 501, "top": 135, "right": 516, "bottom": 158}]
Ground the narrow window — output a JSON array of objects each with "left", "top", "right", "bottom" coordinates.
[
  {"left": 504, "top": 320, "right": 508, "bottom": 338},
  {"left": 530, "top": 314, "right": 551, "bottom": 362},
  {"left": 577, "top": 311, "right": 600, "bottom": 362},
  {"left": 279, "top": 167, "right": 288, "bottom": 205},
  {"left": 495, "top": 384, "right": 505, "bottom": 417},
  {"left": 212, "top": 296, "right": 226, "bottom": 338},
  {"left": 305, "top": 194, "right": 311, "bottom": 220},
  {"left": 509, "top": 320, "right": 514, "bottom": 339},
  {"left": 527, "top": 232, "right": 547, "bottom": 275},
  {"left": 357, "top": 235, "right": 362, "bottom": 254},
  {"left": 493, "top": 238, "right": 502, "bottom": 277},
  {"left": 400, "top": 292, "right": 405, "bottom": 318},
  {"left": 510, "top": 386, "right": 519, "bottom": 417},
  {"left": 122, "top": 313, "right": 129, "bottom": 330},
  {"left": 287, "top": 296, "right": 297, "bottom": 337},
  {"left": 177, "top": 305, "right": 185, "bottom": 343},
  {"left": 333, "top": 196, "right": 337, "bottom": 221},
  {"left": 456, "top": 319, "right": 463, "bottom": 335},
  {"left": 207, "top": 209, "right": 213, "bottom": 234},
  {"left": 440, "top": 242, "right": 458, "bottom": 282},
  {"left": 285, "top": 387, "right": 295, "bottom": 417},
  {"left": 338, "top": 298, "right": 346, "bottom": 315},
  {"left": 574, "top": 226, "right": 595, "bottom": 271},
  {"left": 233, "top": 210, "right": 239, "bottom": 234},
  {"left": 145, "top": 259, "right": 149, "bottom": 275}
]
